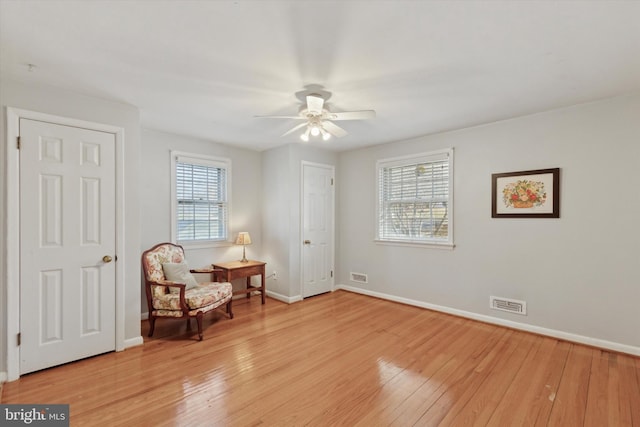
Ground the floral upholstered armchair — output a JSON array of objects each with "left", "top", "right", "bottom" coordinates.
[{"left": 142, "top": 242, "right": 233, "bottom": 340}]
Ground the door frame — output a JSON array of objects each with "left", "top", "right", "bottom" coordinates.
[
  {"left": 5, "top": 107, "right": 126, "bottom": 381},
  {"left": 299, "top": 161, "right": 335, "bottom": 298}
]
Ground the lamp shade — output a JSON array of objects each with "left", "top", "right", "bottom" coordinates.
[{"left": 235, "top": 232, "right": 252, "bottom": 245}]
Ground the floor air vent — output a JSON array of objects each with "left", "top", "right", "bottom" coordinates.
[
  {"left": 490, "top": 296, "right": 527, "bottom": 315},
  {"left": 350, "top": 272, "right": 368, "bottom": 283}
]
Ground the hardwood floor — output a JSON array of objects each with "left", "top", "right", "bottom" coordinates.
[{"left": 2, "top": 290, "right": 639, "bottom": 426}]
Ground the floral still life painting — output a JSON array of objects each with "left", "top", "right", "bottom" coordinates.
[
  {"left": 492, "top": 168, "right": 559, "bottom": 218},
  {"left": 502, "top": 179, "right": 547, "bottom": 209}
]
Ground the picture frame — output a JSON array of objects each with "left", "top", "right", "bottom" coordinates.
[{"left": 491, "top": 168, "right": 560, "bottom": 218}]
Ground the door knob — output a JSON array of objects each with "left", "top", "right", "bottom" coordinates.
[
  {"left": 102, "top": 255, "right": 113, "bottom": 263},
  {"left": 304, "top": 240, "right": 311, "bottom": 245}
]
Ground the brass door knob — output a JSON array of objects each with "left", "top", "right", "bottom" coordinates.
[
  {"left": 304, "top": 240, "right": 311, "bottom": 245},
  {"left": 102, "top": 255, "right": 113, "bottom": 263}
]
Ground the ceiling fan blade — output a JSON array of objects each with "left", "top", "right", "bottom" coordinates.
[
  {"left": 306, "top": 94, "right": 324, "bottom": 115},
  {"left": 323, "top": 121, "right": 348, "bottom": 138},
  {"left": 329, "top": 110, "right": 376, "bottom": 121},
  {"left": 254, "top": 115, "right": 305, "bottom": 119},
  {"left": 281, "top": 122, "right": 308, "bottom": 137}
]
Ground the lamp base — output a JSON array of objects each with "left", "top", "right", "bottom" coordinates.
[{"left": 240, "top": 246, "right": 248, "bottom": 263}]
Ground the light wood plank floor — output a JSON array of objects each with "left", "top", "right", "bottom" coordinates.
[{"left": 2, "top": 290, "right": 639, "bottom": 426}]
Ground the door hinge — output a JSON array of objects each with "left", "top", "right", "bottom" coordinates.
[
  {"left": 331, "top": 270, "right": 333, "bottom": 278},
  {"left": 331, "top": 178, "right": 334, "bottom": 185},
  {"left": 17, "top": 136, "right": 21, "bottom": 149},
  {"left": 17, "top": 332, "right": 21, "bottom": 346}
]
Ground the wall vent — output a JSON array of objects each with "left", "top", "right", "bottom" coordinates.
[
  {"left": 490, "top": 296, "right": 527, "bottom": 315},
  {"left": 350, "top": 272, "right": 368, "bottom": 283}
]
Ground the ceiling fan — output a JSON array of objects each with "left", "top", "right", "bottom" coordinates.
[{"left": 256, "top": 93, "right": 376, "bottom": 141}]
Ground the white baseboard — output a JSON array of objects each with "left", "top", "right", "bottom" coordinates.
[
  {"left": 266, "top": 290, "right": 303, "bottom": 304},
  {"left": 0, "top": 371, "right": 7, "bottom": 383},
  {"left": 141, "top": 312, "right": 149, "bottom": 321},
  {"left": 336, "top": 284, "right": 640, "bottom": 357},
  {"left": 124, "top": 336, "right": 144, "bottom": 349}
]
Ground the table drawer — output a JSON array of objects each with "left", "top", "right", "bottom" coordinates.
[{"left": 228, "top": 265, "right": 263, "bottom": 280}]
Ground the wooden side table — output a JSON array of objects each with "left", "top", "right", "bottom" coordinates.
[{"left": 212, "top": 260, "right": 266, "bottom": 304}]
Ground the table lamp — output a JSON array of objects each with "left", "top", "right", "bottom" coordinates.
[{"left": 235, "top": 232, "right": 252, "bottom": 263}]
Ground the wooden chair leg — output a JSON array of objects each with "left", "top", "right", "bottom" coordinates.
[
  {"left": 148, "top": 316, "right": 156, "bottom": 337},
  {"left": 196, "top": 312, "right": 204, "bottom": 341},
  {"left": 227, "top": 299, "right": 234, "bottom": 319}
]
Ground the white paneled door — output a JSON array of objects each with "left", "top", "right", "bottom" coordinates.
[
  {"left": 302, "top": 163, "right": 335, "bottom": 298},
  {"left": 19, "top": 118, "right": 116, "bottom": 375}
]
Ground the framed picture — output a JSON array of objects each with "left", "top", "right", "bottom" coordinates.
[{"left": 492, "top": 168, "right": 560, "bottom": 218}]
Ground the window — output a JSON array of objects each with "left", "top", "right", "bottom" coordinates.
[
  {"left": 376, "top": 148, "right": 453, "bottom": 246},
  {"left": 171, "top": 152, "right": 231, "bottom": 245}
]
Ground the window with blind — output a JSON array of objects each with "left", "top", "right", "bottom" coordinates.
[
  {"left": 171, "top": 152, "right": 231, "bottom": 244},
  {"left": 376, "top": 148, "right": 453, "bottom": 246}
]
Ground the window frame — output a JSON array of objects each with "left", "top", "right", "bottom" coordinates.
[
  {"left": 375, "top": 148, "right": 454, "bottom": 249},
  {"left": 170, "top": 151, "right": 232, "bottom": 248}
]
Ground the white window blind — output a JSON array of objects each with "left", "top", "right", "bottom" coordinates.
[
  {"left": 377, "top": 149, "right": 453, "bottom": 245},
  {"left": 172, "top": 153, "right": 230, "bottom": 243}
]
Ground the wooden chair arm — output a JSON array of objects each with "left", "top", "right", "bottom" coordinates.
[
  {"left": 154, "top": 280, "right": 186, "bottom": 289},
  {"left": 190, "top": 268, "right": 222, "bottom": 273},
  {"left": 190, "top": 268, "right": 224, "bottom": 282},
  {"left": 148, "top": 280, "right": 189, "bottom": 313}
]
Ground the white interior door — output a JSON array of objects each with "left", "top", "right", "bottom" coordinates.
[
  {"left": 302, "top": 162, "right": 335, "bottom": 298},
  {"left": 19, "top": 118, "right": 116, "bottom": 374}
]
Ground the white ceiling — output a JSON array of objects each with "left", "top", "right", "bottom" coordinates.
[{"left": 1, "top": 1, "right": 639, "bottom": 152}]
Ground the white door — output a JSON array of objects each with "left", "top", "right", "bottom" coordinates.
[
  {"left": 19, "top": 118, "right": 116, "bottom": 374},
  {"left": 302, "top": 163, "right": 335, "bottom": 298}
]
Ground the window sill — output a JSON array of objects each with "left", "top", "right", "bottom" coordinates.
[
  {"left": 374, "top": 239, "right": 455, "bottom": 250},
  {"left": 176, "top": 240, "right": 234, "bottom": 250}
]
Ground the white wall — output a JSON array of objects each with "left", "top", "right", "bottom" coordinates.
[
  {"left": 139, "top": 128, "right": 262, "bottom": 311},
  {"left": 262, "top": 143, "right": 338, "bottom": 301},
  {"left": 0, "top": 79, "right": 142, "bottom": 377},
  {"left": 261, "top": 145, "right": 291, "bottom": 299},
  {"left": 337, "top": 93, "right": 640, "bottom": 352}
]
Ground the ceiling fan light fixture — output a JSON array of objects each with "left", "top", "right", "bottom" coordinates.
[
  {"left": 320, "top": 127, "right": 331, "bottom": 141},
  {"left": 300, "top": 127, "right": 310, "bottom": 142},
  {"left": 310, "top": 125, "right": 320, "bottom": 137}
]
